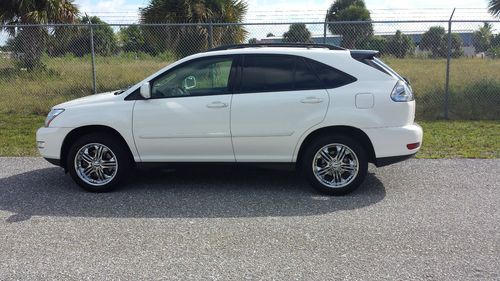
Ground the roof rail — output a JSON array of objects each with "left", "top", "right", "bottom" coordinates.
[{"left": 207, "top": 43, "right": 345, "bottom": 52}]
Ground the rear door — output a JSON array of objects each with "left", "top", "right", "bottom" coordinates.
[{"left": 230, "top": 54, "right": 329, "bottom": 162}]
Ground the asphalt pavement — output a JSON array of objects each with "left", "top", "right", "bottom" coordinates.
[{"left": 0, "top": 157, "right": 498, "bottom": 280}]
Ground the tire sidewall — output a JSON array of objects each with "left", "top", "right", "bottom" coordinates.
[
  {"left": 67, "top": 133, "right": 130, "bottom": 192},
  {"left": 302, "top": 135, "right": 368, "bottom": 195}
]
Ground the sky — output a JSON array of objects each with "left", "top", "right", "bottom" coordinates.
[
  {"left": 0, "top": 0, "right": 496, "bottom": 45},
  {"left": 74, "top": 0, "right": 494, "bottom": 23},
  {"left": 70, "top": 0, "right": 497, "bottom": 40}
]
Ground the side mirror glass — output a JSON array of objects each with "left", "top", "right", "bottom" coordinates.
[
  {"left": 140, "top": 82, "right": 151, "bottom": 99},
  {"left": 183, "top": 76, "right": 196, "bottom": 90}
]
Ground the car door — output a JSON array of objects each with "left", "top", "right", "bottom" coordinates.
[
  {"left": 230, "top": 54, "right": 329, "bottom": 162},
  {"left": 133, "top": 55, "right": 236, "bottom": 162}
]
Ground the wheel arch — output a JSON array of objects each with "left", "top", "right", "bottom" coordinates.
[
  {"left": 296, "top": 125, "right": 376, "bottom": 166},
  {"left": 60, "top": 125, "right": 135, "bottom": 170}
]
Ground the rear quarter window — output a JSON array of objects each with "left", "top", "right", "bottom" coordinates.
[{"left": 305, "top": 58, "right": 357, "bottom": 89}]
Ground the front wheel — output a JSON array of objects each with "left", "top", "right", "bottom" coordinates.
[
  {"left": 302, "top": 135, "right": 368, "bottom": 195},
  {"left": 67, "top": 133, "right": 131, "bottom": 192}
]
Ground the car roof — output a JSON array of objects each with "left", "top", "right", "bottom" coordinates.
[{"left": 208, "top": 43, "right": 345, "bottom": 52}]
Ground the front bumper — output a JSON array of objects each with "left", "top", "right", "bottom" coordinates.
[
  {"left": 36, "top": 127, "right": 73, "bottom": 162},
  {"left": 364, "top": 123, "right": 423, "bottom": 162}
]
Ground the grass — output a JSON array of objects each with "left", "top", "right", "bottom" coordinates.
[
  {"left": 0, "top": 55, "right": 168, "bottom": 115},
  {"left": 383, "top": 57, "right": 500, "bottom": 119},
  {"left": 0, "top": 114, "right": 44, "bottom": 156},
  {"left": 0, "top": 55, "right": 499, "bottom": 119},
  {"left": 0, "top": 55, "right": 498, "bottom": 159},
  {"left": 1, "top": 113, "right": 498, "bottom": 158},
  {"left": 417, "top": 120, "right": 500, "bottom": 159}
]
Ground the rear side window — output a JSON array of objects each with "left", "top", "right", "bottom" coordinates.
[
  {"left": 238, "top": 54, "right": 355, "bottom": 93},
  {"left": 240, "top": 55, "right": 295, "bottom": 93},
  {"left": 306, "top": 59, "right": 357, "bottom": 89},
  {"left": 295, "top": 58, "right": 322, "bottom": 90}
]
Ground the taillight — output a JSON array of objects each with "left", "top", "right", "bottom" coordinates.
[
  {"left": 391, "top": 80, "right": 414, "bottom": 102},
  {"left": 407, "top": 142, "right": 420, "bottom": 150}
]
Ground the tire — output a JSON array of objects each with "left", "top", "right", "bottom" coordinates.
[
  {"left": 67, "top": 133, "right": 131, "bottom": 192},
  {"left": 302, "top": 135, "right": 368, "bottom": 196}
]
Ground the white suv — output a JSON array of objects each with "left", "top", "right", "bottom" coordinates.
[{"left": 37, "top": 44, "right": 423, "bottom": 195}]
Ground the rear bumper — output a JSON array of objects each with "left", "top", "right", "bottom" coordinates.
[
  {"left": 364, "top": 123, "right": 423, "bottom": 160},
  {"left": 375, "top": 153, "right": 416, "bottom": 167}
]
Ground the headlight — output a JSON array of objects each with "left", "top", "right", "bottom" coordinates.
[
  {"left": 45, "top": 108, "right": 65, "bottom": 127},
  {"left": 390, "top": 80, "right": 414, "bottom": 102}
]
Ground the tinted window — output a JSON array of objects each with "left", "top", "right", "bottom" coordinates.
[
  {"left": 295, "top": 58, "right": 322, "bottom": 90},
  {"left": 306, "top": 59, "right": 357, "bottom": 89},
  {"left": 240, "top": 55, "right": 295, "bottom": 93},
  {"left": 151, "top": 56, "right": 233, "bottom": 98}
]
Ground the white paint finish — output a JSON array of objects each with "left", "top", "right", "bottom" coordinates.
[
  {"left": 355, "top": 93, "right": 374, "bottom": 109},
  {"left": 36, "top": 127, "right": 73, "bottom": 159},
  {"left": 132, "top": 95, "right": 234, "bottom": 162},
  {"left": 363, "top": 124, "right": 423, "bottom": 158},
  {"left": 38, "top": 46, "right": 422, "bottom": 166},
  {"left": 47, "top": 93, "right": 140, "bottom": 161},
  {"left": 230, "top": 89, "right": 329, "bottom": 162}
]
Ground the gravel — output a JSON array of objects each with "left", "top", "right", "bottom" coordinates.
[{"left": 0, "top": 157, "right": 498, "bottom": 280}]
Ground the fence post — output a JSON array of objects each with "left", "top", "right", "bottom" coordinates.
[
  {"left": 89, "top": 20, "right": 97, "bottom": 95},
  {"left": 323, "top": 9, "right": 329, "bottom": 44},
  {"left": 444, "top": 8, "right": 455, "bottom": 119},
  {"left": 208, "top": 22, "right": 213, "bottom": 49}
]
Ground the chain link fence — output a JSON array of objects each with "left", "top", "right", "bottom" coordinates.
[{"left": 0, "top": 20, "right": 499, "bottom": 119}]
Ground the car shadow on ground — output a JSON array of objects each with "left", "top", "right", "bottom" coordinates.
[{"left": 0, "top": 165, "right": 386, "bottom": 222}]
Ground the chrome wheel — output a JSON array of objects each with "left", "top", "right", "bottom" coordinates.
[
  {"left": 312, "top": 143, "right": 359, "bottom": 188},
  {"left": 74, "top": 143, "right": 118, "bottom": 186}
]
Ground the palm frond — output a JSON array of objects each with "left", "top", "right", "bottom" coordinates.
[{"left": 489, "top": 0, "right": 500, "bottom": 17}]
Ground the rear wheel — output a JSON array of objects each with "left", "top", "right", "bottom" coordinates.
[
  {"left": 302, "top": 135, "right": 368, "bottom": 195},
  {"left": 67, "top": 133, "right": 131, "bottom": 192}
]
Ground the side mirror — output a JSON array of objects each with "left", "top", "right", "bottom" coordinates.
[
  {"left": 183, "top": 76, "right": 196, "bottom": 90},
  {"left": 140, "top": 82, "right": 151, "bottom": 99}
]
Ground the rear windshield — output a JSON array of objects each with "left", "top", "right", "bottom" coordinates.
[{"left": 358, "top": 57, "right": 404, "bottom": 81}]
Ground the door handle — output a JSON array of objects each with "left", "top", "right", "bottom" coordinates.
[
  {"left": 300, "top": 97, "right": 324, "bottom": 104},
  {"left": 206, "top": 101, "right": 228, "bottom": 108}
]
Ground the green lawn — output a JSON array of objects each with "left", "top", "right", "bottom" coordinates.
[
  {"left": 1, "top": 56, "right": 499, "bottom": 119},
  {"left": 417, "top": 121, "right": 500, "bottom": 158},
  {"left": 0, "top": 114, "right": 45, "bottom": 156},
  {"left": 1, "top": 114, "right": 498, "bottom": 158}
]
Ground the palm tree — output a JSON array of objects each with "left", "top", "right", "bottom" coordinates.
[
  {"left": 489, "top": 0, "right": 500, "bottom": 17},
  {"left": 0, "top": 0, "right": 79, "bottom": 70},
  {"left": 140, "top": 0, "right": 247, "bottom": 57}
]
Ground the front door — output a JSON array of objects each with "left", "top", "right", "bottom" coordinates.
[{"left": 133, "top": 55, "right": 236, "bottom": 162}]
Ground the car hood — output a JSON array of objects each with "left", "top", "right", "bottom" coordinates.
[{"left": 56, "top": 91, "right": 118, "bottom": 108}]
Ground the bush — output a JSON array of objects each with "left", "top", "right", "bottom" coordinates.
[
  {"left": 385, "top": 30, "right": 415, "bottom": 58},
  {"left": 488, "top": 46, "right": 500, "bottom": 58},
  {"left": 359, "top": 36, "right": 387, "bottom": 53},
  {"left": 450, "top": 80, "right": 500, "bottom": 119}
]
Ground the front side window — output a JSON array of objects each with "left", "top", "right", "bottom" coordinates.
[{"left": 151, "top": 56, "right": 233, "bottom": 98}]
